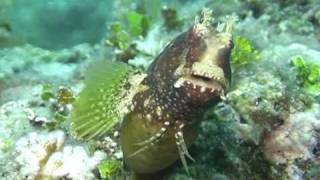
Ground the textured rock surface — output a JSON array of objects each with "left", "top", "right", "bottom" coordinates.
[{"left": 0, "top": 0, "right": 320, "bottom": 179}]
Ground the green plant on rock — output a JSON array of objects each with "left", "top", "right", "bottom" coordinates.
[
  {"left": 106, "top": 11, "right": 150, "bottom": 49},
  {"left": 41, "top": 84, "right": 75, "bottom": 106},
  {"left": 231, "top": 36, "right": 261, "bottom": 66},
  {"left": 127, "top": 11, "right": 150, "bottom": 37},
  {"left": 161, "top": 7, "right": 183, "bottom": 31},
  {"left": 0, "top": 138, "right": 12, "bottom": 153},
  {"left": 41, "top": 84, "right": 55, "bottom": 102},
  {"left": 291, "top": 56, "right": 320, "bottom": 96},
  {"left": 105, "top": 10, "right": 150, "bottom": 63},
  {"left": 98, "top": 159, "right": 122, "bottom": 179},
  {"left": 56, "top": 86, "right": 75, "bottom": 105},
  {"left": 45, "top": 112, "right": 67, "bottom": 131},
  {"left": 40, "top": 84, "right": 75, "bottom": 130},
  {"left": 105, "top": 22, "right": 130, "bottom": 50}
]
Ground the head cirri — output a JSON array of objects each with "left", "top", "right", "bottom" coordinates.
[{"left": 148, "top": 10, "right": 237, "bottom": 106}]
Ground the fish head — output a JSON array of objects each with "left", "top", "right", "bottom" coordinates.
[
  {"left": 173, "top": 21, "right": 233, "bottom": 104},
  {"left": 148, "top": 11, "right": 236, "bottom": 105}
]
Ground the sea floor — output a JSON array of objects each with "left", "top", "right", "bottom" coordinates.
[{"left": 0, "top": 0, "right": 320, "bottom": 179}]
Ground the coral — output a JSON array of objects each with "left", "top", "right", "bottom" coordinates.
[
  {"left": 14, "top": 131, "right": 65, "bottom": 179},
  {"left": 13, "top": 130, "right": 106, "bottom": 179},
  {"left": 263, "top": 105, "right": 320, "bottom": 164},
  {"left": 227, "top": 72, "right": 288, "bottom": 143},
  {"left": 262, "top": 104, "right": 320, "bottom": 178},
  {"left": 43, "top": 146, "right": 106, "bottom": 180},
  {"left": 277, "top": 12, "right": 314, "bottom": 34}
]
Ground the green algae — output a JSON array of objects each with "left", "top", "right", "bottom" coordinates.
[
  {"left": 56, "top": 87, "right": 75, "bottom": 105},
  {"left": 106, "top": 22, "right": 130, "bottom": 50},
  {"left": 127, "top": 11, "right": 150, "bottom": 37},
  {"left": 231, "top": 36, "right": 261, "bottom": 67},
  {"left": 104, "top": 10, "right": 150, "bottom": 63},
  {"left": 98, "top": 159, "right": 122, "bottom": 179},
  {"left": 40, "top": 84, "right": 55, "bottom": 102},
  {"left": 291, "top": 56, "right": 320, "bottom": 96}
]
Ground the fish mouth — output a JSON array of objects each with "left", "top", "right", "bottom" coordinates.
[
  {"left": 173, "top": 62, "right": 229, "bottom": 97},
  {"left": 174, "top": 73, "right": 226, "bottom": 96}
]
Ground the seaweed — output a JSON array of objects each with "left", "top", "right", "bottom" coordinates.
[
  {"left": 291, "top": 56, "right": 320, "bottom": 96},
  {"left": 127, "top": 11, "right": 150, "bottom": 37},
  {"left": 105, "top": 10, "right": 151, "bottom": 63},
  {"left": 39, "top": 84, "right": 75, "bottom": 130},
  {"left": 40, "top": 84, "right": 55, "bottom": 102},
  {"left": 105, "top": 22, "right": 130, "bottom": 50},
  {"left": 161, "top": 7, "right": 183, "bottom": 31},
  {"left": 98, "top": 159, "right": 122, "bottom": 179},
  {"left": 231, "top": 36, "right": 261, "bottom": 67}
]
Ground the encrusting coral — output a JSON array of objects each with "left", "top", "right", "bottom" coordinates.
[
  {"left": 14, "top": 131, "right": 65, "bottom": 179},
  {"left": 14, "top": 131, "right": 106, "bottom": 180},
  {"left": 263, "top": 105, "right": 320, "bottom": 164},
  {"left": 227, "top": 72, "right": 288, "bottom": 143}
]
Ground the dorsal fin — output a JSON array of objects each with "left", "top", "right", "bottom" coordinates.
[{"left": 70, "top": 60, "right": 134, "bottom": 140}]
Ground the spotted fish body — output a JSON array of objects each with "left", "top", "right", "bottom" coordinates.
[
  {"left": 121, "top": 14, "right": 234, "bottom": 174},
  {"left": 71, "top": 10, "right": 235, "bottom": 177}
]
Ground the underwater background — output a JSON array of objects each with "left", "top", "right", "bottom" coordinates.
[{"left": 0, "top": 0, "right": 320, "bottom": 179}]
